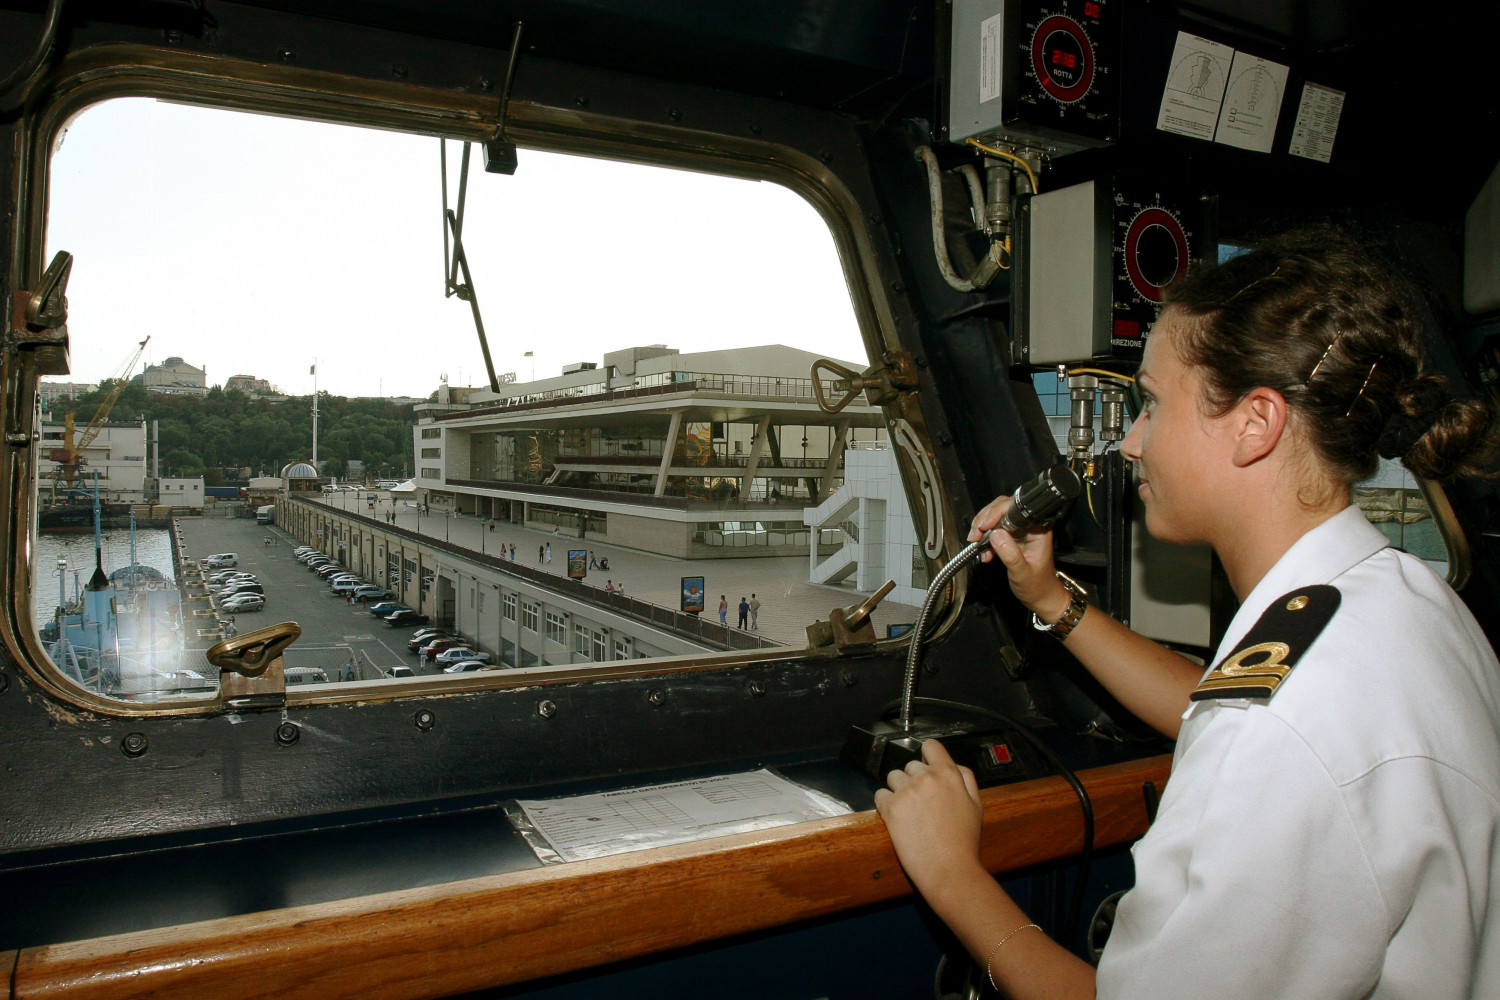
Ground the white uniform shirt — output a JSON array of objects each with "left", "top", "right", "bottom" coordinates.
[{"left": 1097, "top": 506, "right": 1500, "bottom": 999}]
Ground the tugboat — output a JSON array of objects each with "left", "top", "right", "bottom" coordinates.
[{"left": 39, "top": 484, "right": 195, "bottom": 698}]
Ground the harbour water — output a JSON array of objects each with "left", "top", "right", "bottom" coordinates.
[{"left": 32, "top": 529, "right": 176, "bottom": 627}]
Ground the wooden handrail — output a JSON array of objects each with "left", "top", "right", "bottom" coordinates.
[{"left": 12, "top": 755, "right": 1170, "bottom": 1000}]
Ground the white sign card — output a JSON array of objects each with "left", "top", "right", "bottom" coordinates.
[
  {"left": 1214, "top": 52, "right": 1290, "bottom": 153},
  {"left": 1288, "top": 82, "right": 1346, "bottom": 163},
  {"left": 1157, "top": 32, "right": 1234, "bottom": 141}
]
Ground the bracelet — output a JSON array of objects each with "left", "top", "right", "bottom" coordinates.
[{"left": 985, "top": 922, "right": 1043, "bottom": 991}]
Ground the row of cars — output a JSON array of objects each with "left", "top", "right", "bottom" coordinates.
[
  {"left": 293, "top": 546, "right": 494, "bottom": 672},
  {"left": 206, "top": 564, "right": 265, "bottom": 614},
  {"left": 292, "top": 546, "right": 399, "bottom": 611},
  {"left": 407, "top": 626, "right": 494, "bottom": 672}
]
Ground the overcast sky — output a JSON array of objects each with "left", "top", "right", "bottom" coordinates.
[{"left": 43, "top": 98, "right": 867, "bottom": 399}]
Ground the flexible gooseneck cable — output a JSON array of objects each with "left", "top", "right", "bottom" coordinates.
[{"left": 899, "top": 532, "right": 991, "bottom": 730}]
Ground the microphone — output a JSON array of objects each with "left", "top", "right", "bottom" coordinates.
[
  {"left": 840, "top": 461, "right": 1085, "bottom": 777},
  {"left": 995, "top": 463, "right": 1082, "bottom": 535}
]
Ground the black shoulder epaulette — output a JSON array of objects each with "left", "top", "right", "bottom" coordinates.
[{"left": 1190, "top": 585, "right": 1341, "bottom": 702}]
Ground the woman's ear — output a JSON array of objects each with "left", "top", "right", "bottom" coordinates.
[{"left": 1231, "top": 387, "right": 1288, "bottom": 467}]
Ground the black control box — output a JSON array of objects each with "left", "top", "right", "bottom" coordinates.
[{"left": 841, "top": 716, "right": 1050, "bottom": 788}]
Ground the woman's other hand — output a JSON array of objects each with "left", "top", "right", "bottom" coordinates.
[{"left": 874, "top": 740, "right": 986, "bottom": 901}]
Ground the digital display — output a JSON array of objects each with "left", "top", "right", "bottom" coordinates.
[
  {"left": 1053, "top": 49, "right": 1076, "bottom": 68},
  {"left": 1084, "top": 1, "right": 1101, "bottom": 17}
]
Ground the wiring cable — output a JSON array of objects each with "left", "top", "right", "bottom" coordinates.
[
  {"left": 878, "top": 695, "right": 1096, "bottom": 954},
  {"left": 0, "top": 0, "right": 67, "bottom": 99},
  {"left": 964, "top": 138, "right": 1040, "bottom": 195}
]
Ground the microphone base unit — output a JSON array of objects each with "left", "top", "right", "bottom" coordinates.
[{"left": 840, "top": 715, "right": 1049, "bottom": 787}]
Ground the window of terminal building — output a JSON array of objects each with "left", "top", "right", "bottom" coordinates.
[
  {"left": 31, "top": 94, "right": 932, "bottom": 707},
  {"left": 545, "top": 612, "right": 566, "bottom": 646}
]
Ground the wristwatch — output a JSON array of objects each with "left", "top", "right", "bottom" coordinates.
[{"left": 1032, "top": 571, "right": 1087, "bottom": 640}]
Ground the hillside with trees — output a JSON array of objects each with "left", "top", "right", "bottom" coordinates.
[{"left": 46, "top": 382, "right": 418, "bottom": 484}]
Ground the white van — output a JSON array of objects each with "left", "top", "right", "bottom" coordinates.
[
  {"left": 255, "top": 505, "right": 275, "bottom": 524},
  {"left": 203, "top": 553, "right": 237, "bottom": 568}
]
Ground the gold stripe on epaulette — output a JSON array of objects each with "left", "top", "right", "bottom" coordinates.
[
  {"left": 1193, "top": 674, "right": 1286, "bottom": 697},
  {"left": 1192, "top": 641, "right": 1295, "bottom": 700}
]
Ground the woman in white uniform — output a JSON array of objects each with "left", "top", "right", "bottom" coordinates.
[{"left": 876, "top": 228, "right": 1500, "bottom": 999}]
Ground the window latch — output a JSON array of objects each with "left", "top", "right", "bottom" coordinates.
[
  {"left": 807, "top": 579, "right": 895, "bottom": 650},
  {"left": 8, "top": 250, "right": 74, "bottom": 378},
  {"left": 207, "top": 621, "right": 301, "bottom": 711},
  {"left": 810, "top": 351, "right": 919, "bottom": 414}
]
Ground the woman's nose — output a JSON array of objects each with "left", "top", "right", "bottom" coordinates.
[{"left": 1121, "top": 413, "right": 1144, "bottom": 462}]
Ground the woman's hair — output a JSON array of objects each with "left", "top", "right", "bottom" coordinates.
[{"left": 1163, "top": 226, "right": 1496, "bottom": 483}]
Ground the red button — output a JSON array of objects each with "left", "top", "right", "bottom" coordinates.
[{"left": 986, "top": 743, "right": 1012, "bottom": 766}]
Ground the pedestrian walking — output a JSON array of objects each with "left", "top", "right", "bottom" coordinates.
[
  {"left": 545, "top": 543, "right": 552, "bottom": 564},
  {"left": 737, "top": 597, "right": 749, "bottom": 629},
  {"left": 538, "top": 544, "right": 545, "bottom": 563},
  {"left": 509, "top": 543, "right": 516, "bottom": 561},
  {"left": 589, "top": 550, "right": 599, "bottom": 569},
  {"left": 718, "top": 595, "right": 728, "bottom": 625},
  {"left": 749, "top": 593, "right": 761, "bottom": 630}
]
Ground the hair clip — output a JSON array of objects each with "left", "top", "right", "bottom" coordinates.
[
  {"left": 1305, "top": 331, "right": 1347, "bottom": 387},
  {"left": 1345, "top": 358, "right": 1381, "bottom": 417},
  {"left": 1225, "top": 265, "right": 1282, "bottom": 304}
]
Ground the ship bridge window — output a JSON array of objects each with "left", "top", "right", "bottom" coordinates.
[{"left": 26, "top": 94, "right": 933, "bottom": 709}]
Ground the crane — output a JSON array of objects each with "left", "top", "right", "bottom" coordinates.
[{"left": 49, "top": 337, "right": 150, "bottom": 489}]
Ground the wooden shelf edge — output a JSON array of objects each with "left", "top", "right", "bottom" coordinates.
[{"left": 15, "top": 755, "right": 1171, "bottom": 1000}]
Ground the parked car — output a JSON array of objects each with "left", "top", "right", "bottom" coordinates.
[
  {"left": 369, "top": 601, "right": 409, "bottom": 617},
  {"left": 315, "top": 564, "right": 349, "bottom": 578},
  {"left": 285, "top": 667, "right": 329, "bottom": 685},
  {"left": 435, "top": 648, "right": 491, "bottom": 665},
  {"left": 384, "top": 610, "right": 429, "bottom": 627},
  {"left": 219, "top": 594, "right": 265, "bottom": 613},
  {"left": 419, "top": 639, "right": 471, "bottom": 657},
  {"left": 352, "top": 586, "right": 390, "bottom": 602},
  {"left": 202, "top": 553, "right": 237, "bottom": 569},
  {"left": 407, "top": 629, "right": 457, "bottom": 650},
  {"left": 327, "top": 573, "right": 361, "bottom": 586},
  {"left": 330, "top": 579, "right": 365, "bottom": 594},
  {"left": 409, "top": 638, "right": 459, "bottom": 654},
  {"left": 384, "top": 666, "right": 415, "bottom": 679},
  {"left": 296, "top": 550, "right": 325, "bottom": 563},
  {"left": 442, "top": 658, "right": 491, "bottom": 673},
  {"left": 220, "top": 584, "right": 265, "bottom": 599},
  {"left": 208, "top": 569, "right": 246, "bottom": 583}
]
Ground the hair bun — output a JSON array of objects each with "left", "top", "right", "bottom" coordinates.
[{"left": 1376, "top": 379, "right": 1447, "bottom": 460}]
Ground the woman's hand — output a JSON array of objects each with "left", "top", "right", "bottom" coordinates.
[
  {"left": 969, "top": 497, "right": 1070, "bottom": 623},
  {"left": 874, "top": 740, "right": 986, "bottom": 903}
]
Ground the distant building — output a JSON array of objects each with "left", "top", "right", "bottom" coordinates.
[
  {"left": 411, "top": 344, "right": 892, "bottom": 559},
  {"left": 157, "top": 477, "right": 205, "bottom": 508},
  {"left": 802, "top": 444, "right": 927, "bottom": 608},
  {"left": 224, "top": 374, "right": 275, "bottom": 395},
  {"left": 134, "top": 357, "right": 208, "bottom": 397},
  {"left": 37, "top": 417, "right": 149, "bottom": 500},
  {"left": 280, "top": 461, "right": 322, "bottom": 493},
  {"left": 37, "top": 381, "right": 98, "bottom": 406}
]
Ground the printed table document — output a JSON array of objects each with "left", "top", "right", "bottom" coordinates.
[{"left": 508, "top": 769, "right": 851, "bottom": 863}]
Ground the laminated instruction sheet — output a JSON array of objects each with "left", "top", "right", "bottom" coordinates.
[{"left": 507, "top": 769, "right": 852, "bottom": 863}]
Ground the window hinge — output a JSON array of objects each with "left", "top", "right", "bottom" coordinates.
[{"left": 810, "top": 351, "right": 920, "bottom": 413}]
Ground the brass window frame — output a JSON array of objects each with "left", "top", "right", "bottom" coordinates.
[{"left": 2, "top": 45, "right": 950, "bottom": 716}]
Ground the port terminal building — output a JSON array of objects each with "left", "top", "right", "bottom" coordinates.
[{"left": 411, "top": 345, "right": 897, "bottom": 562}]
